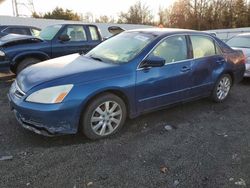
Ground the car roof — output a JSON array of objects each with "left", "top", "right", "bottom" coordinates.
[
  {"left": 0, "top": 25, "right": 41, "bottom": 30},
  {"left": 46, "top": 23, "right": 98, "bottom": 27},
  {"left": 125, "top": 28, "right": 209, "bottom": 37},
  {"left": 236, "top": 32, "right": 250, "bottom": 37}
]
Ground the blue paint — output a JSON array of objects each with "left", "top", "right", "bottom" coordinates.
[{"left": 8, "top": 29, "right": 245, "bottom": 136}]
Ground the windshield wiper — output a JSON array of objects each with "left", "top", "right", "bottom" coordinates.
[{"left": 89, "top": 55, "right": 103, "bottom": 62}]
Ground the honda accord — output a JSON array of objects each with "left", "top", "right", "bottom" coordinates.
[{"left": 8, "top": 29, "right": 245, "bottom": 139}]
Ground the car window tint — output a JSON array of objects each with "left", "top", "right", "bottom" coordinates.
[
  {"left": 190, "top": 35, "right": 216, "bottom": 58},
  {"left": 89, "top": 26, "right": 100, "bottom": 40},
  {"left": 62, "top": 25, "right": 87, "bottom": 41},
  {"left": 5, "top": 27, "right": 31, "bottom": 35},
  {"left": 151, "top": 35, "right": 188, "bottom": 64}
]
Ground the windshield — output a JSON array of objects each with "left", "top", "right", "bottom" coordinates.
[
  {"left": 226, "top": 36, "right": 250, "bottom": 48},
  {"left": 39, "top": 25, "right": 62, "bottom": 40},
  {"left": 87, "top": 32, "right": 156, "bottom": 63}
]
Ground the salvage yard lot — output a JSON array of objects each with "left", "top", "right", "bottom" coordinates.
[{"left": 0, "top": 73, "right": 250, "bottom": 188}]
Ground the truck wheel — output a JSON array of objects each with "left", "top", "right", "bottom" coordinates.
[
  {"left": 81, "top": 93, "right": 127, "bottom": 140},
  {"left": 16, "top": 57, "right": 41, "bottom": 74},
  {"left": 211, "top": 74, "right": 232, "bottom": 103}
]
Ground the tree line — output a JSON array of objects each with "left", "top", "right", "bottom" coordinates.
[{"left": 32, "top": 0, "right": 250, "bottom": 30}]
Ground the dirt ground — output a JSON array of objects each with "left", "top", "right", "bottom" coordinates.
[{"left": 0, "top": 72, "right": 250, "bottom": 188}]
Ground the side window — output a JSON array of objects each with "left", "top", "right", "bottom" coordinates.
[
  {"left": 62, "top": 25, "right": 87, "bottom": 41},
  {"left": 89, "top": 26, "right": 100, "bottom": 41},
  {"left": 5, "top": 27, "right": 31, "bottom": 35},
  {"left": 151, "top": 35, "right": 188, "bottom": 64},
  {"left": 190, "top": 35, "right": 216, "bottom": 58}
]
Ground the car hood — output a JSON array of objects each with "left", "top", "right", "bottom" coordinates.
[
  {"left": 0, "top": 34, "right": 43, "bottom": 47},
  {"left": 17, "top": 54, "right": 128, "bottom": 92}
]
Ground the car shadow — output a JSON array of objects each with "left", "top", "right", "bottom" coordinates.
[{"left": 241, "top": 77, "right": 250, "bottom": 85}]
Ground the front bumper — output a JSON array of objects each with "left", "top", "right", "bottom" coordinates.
[
  {"left": 14, "top": 110, "right": 55, "bottom": 136},
  {"left": 8, "top": 91, "right": 81, "bottom": 136}
]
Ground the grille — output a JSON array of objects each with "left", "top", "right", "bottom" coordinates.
[{"left": 11, "top": 81, "right": 26, "bottom": 98}]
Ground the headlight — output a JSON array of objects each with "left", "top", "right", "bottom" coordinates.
[
  {"left": 0, "top": 50, "right": 5, "bottom": 57},
  {"left": 26, "top": 84, "right": 73, "bottom": 104}
]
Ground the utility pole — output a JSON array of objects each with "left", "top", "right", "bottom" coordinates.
[
  {"left": 12, "top": 0, "right": 35, "bottom": 17},
  {"left": 12, "top": 0, "right": 18, "bottom": 16}
]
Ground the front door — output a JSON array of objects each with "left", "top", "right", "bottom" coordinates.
[
  {"left": 136, "top": 35, "right": 193, "bottom": 113},
  {"left": 52, "top": 25, "right": 91, "bottom": 58}
]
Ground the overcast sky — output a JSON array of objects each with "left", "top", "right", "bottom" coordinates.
[{"left": 0, "top": 0, "right": 176, "bottom": 19}]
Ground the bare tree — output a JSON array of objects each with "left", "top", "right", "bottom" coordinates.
[
  {"left": 118, "top": 1, "right": 153, "bottom": 25},
  {"left": 95, "top": 15, "right": 115, "bottom": 23}
]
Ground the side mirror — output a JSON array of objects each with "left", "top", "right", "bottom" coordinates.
[
  {"left": 140, "top": 56, "right": 165, "bottom": 68},
  {"left": 58, "top": 34, "right": 70, "bottom": 42},
  {"left": 108, "top": 26, "right": 125, "bottom": 35}
]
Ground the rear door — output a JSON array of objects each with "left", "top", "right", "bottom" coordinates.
[
  {"left": 136, "top": 35, "right": 193, "bottom": 113},
  {"left": 51, "top": 25, "right": 91, "bottom": 57},
  {"left": 188, "top": 35, "right": 224, "bottom": 97}
]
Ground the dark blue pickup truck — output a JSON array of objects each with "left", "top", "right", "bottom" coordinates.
[{"left": 0, "top": 24, "right": 102, "bottom": 74}]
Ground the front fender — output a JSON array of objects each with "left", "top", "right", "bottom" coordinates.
[
  {"left": 78, "top": 85, "right": 136, "bottom": 119},
  {"left": 11, "top": 51, "right": 50, "bottom": 66}
]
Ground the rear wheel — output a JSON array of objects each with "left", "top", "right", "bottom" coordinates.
[
  {"left": 211, "top": 74, "right": 232, "bottom": 103},
  {"left": 16, "top": 57, "right": 41, "bottom": 74},
  {"left": 81, "top": 93, "right": 127, "bottom": 140}
]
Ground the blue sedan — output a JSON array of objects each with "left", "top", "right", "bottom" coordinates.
[{"left": 8, "top": 29, "right": 245, "bottom": 139}]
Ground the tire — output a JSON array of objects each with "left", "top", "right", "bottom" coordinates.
[
  {"left": 81, "top": 93, "right": 127, "bottom": 140},
  {"left": 16, "top": 57, "right": 41, "bottom": 74},
  {"left": 211, "top": 74, "right": 232, "bottom": 103}
]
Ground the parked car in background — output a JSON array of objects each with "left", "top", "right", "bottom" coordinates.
[
  {"left": 226, "top": 33, "right": 250, "bottom": 77},
  {"left": 8, "top": 29, "right": 245, "bottom": 139},
  {"left": 0, "top": 24, "right": 102, "bottom": 74},
  {"left": 0, "top": 25, "right": 41, "bottom": 38}
]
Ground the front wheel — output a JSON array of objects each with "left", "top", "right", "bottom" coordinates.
[
  {"left": 211, "top": 74, "right": 232, "bottom": 103},
  {"left": 16, "top": 57, "right": 41, "bottom": 74},
  {"left": 81, "top": 93, "right": 127, "bottom": 140}
]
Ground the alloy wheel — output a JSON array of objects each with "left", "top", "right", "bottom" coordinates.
[
  {"left": 216, "top": 76, "right": 231, "bottom": 100},
  {"left": 90, "top": 101, "right": 122, "bottom": 136}
]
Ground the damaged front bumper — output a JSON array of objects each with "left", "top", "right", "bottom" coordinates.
[
  {"left": 14, "top": 110, "right": 55, "bottom": 136},
  {"left": 8, "top": 91, "right": 81, "bottom": 137}
]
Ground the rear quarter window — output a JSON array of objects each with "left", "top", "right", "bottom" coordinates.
[
  {"left": 214, "top": 37, "right": 234, "bottom": 53},
  {"left": 89, "top": 26, "right": 100, "bottom": 41}
]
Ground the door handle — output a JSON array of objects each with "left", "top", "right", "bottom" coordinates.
[
  {"left": 216, "top": 59, "right": 225, "bottom": 64},
  {"left": 181, "top": 66, "right": 191, "bottom": 72}
]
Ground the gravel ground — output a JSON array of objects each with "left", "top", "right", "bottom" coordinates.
[{"left": 0, "top": 73, "right": 250, "bottom": 188}]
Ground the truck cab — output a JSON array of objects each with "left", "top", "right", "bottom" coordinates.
[{"left": 0, "top": 24, "right": 102, "bottom": 74}]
